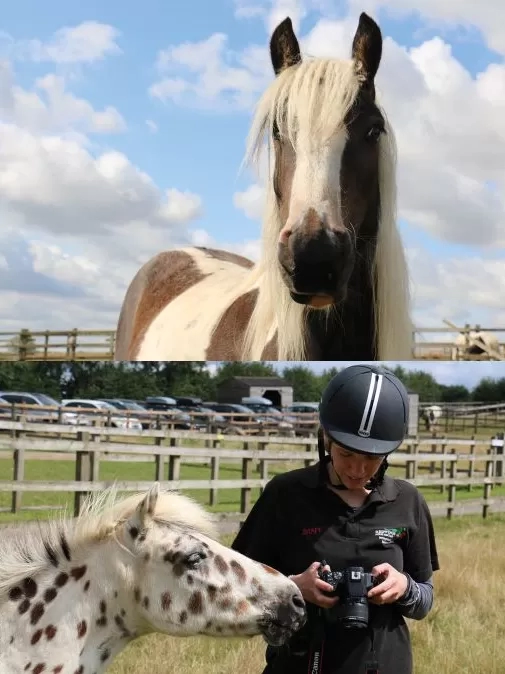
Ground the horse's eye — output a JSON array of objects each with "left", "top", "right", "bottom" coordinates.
[
  {"left": 185, "top": 551, "right": 206, "bottom": 568},
  {"left": 366, "top": 124, "right": 384, "bottom": 142}
]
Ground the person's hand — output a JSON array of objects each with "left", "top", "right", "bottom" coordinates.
[
  {"left": 367, "top": 563, "right": 408, "bottom": 605},
  {"left": 289, "top": 562, "right": 339, "bottom": 609}
]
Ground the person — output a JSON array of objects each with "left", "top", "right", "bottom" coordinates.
[{"left": 231, "top": 364, "right": 440, "bottom": 674}]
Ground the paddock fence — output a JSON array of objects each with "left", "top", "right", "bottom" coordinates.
[
  {"left": 2, "top": 325, "right": 505, "bottom": 361},
  {"left": 0, "top": 420, "right": 504, "bottom": 533}
]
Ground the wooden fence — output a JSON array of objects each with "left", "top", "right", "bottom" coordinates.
[
  {"left": 0, "top": 329, "right": 115, "bottom": 361},
  {"left": 3, "top": 326, "right": 505, "bottom": 360},
  {"left": 0, "top": 420, "right": 504, "bottom": 531}
]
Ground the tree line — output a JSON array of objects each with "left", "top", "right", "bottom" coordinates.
[{"left": 0, "top": 361, "right": 504, "bottom": 403}]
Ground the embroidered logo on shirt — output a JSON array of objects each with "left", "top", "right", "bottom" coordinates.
[{"left": 374, "top": 527, "right": 407, "bottom": 546}]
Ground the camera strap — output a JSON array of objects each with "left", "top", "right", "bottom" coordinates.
[
  {"left": 365, "top": 625, "right": 380, "bottom": 674},
  {"left": 307, "top": 619, "right": 381, "bottom": 674},
  {"left": 307, "top": 608, "right": 325, "bottom": 674}
]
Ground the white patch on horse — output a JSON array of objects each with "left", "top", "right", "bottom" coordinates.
[
  {"left": 280, "top": 129, "right": 347, "bottom": 240},
  {"left": 137, "top": 248, "right": 252, "bottom": 360}
]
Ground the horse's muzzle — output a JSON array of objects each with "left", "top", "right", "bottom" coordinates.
[
  {"left": 259, "top": 590, "right": 307, "bottom": 646},
  {"left": 278, "top": 227, "right": 355, "bottom": 306}
]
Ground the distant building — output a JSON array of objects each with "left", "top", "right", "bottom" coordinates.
[{"left": 217, "top": 376, "right": 293, "bottom": 408}]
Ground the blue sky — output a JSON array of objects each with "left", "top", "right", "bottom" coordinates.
[
  {"left": 1, "top": 0, "right": 504, "bottom": 335},
  {"left": 269, "top": 360, "right": 505, "bottom": 388}
]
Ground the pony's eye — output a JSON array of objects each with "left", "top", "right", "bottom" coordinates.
[
  {"left": 185, "top": 551, "right": 206, "bottom": 568},
  {"left": 366, "top": 124, "right": 384, "bottom": 142}
]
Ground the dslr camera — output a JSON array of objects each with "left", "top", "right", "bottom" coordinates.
[{"left": 317, "top": 563, "right": 379, "bottom": 629}]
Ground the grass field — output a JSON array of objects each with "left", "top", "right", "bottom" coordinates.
[
  {"left": 104, "top": 514, "right": 505, "bottom": 674},
  {"left": 0, "top": 449, "right": 504, "bottom": 524}
]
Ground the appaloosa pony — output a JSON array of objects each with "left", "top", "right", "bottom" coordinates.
[
  {"left": 0, "top": 483, "right": 306, "bottom": 674},
  {"left": 115, "top": 12, "right": 412, "bottom": 361}
]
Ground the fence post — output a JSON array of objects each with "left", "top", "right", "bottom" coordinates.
[
  {"left": 240, "top": 442, "right": 252, "bottom": 515},
  {"left": 209, "top": 436, "right": 221, "bottom": 506},
  {"left": 406, "top": 439, "right": 417, "bottom": 480},
  {"left": 18, "top": 329, "right": 31, "bottom": 360},
  {"left": 467, "top": 435, "right": 475, "bottom": 491},
  {"left": 257, "top": 441, "right": 268, "bottom": 495},
  {"left": 447, "top": 448, "right": 457, "bottom": 519},
  {"left": 483, "top": 457, "right": 494, "bottom": 519},
  {"left": 491, "top": 433, "right": 504, "bottom": 486},
  {"left": 154, "top": 435, "right": 164, "bottom": 481},
  {"left": 11, "top": 447, "right": 25, "bottom": 513},
  {"left": 74, "top": 431, "right": 93, "bottom": 516},
  {"left": 439, "top": 437, "right": 447, "bottom": 493}
]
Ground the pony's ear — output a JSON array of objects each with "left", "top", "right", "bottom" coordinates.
[
  {"left": 270, "top": 17, "right": 302, "bottom": 75},
  {"left": 351, "top": 12, "right": 382, "bottom": 88},
  {"left": 129, "top": 483, "right": 160, "bottom": 531}
]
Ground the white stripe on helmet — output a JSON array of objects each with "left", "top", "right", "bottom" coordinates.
[{"left": 357, "top": 373, "right": 383, "bottom": 438}]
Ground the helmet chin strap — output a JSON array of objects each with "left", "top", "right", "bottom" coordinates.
[{"left": 328, "top": 455, "right": 350, "bottom": 491}]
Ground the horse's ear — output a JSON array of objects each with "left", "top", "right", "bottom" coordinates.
[
  {"left": 351, "top": 12, "right": 382, "bottom": 88},
  {"left": 270, "top": 17, "right": 302, "bottom": 75},
  {"left": 136, "top": 482, "right": 160, "bottom": 524}
]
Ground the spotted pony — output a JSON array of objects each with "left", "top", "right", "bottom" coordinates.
[
  {"left": 0, "top": 483, "right": 306, "bottom": 674},
  {"left": 114, "top": 12, "right": 412, "bottom": 362}
]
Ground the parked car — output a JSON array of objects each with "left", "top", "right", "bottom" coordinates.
[
  {"left": 173, "top": 400, "right": 229, "bottom": 432},
  {"left": 203, "top": 402, "right": 281, "bottom": 434},
  {"left": 0, "top": 391, "right": 62, "bottom": 423},
  {"left": 142, "top": 397, "right": 192, "bottom": 430},
  {"left": 240, "top": 397, "right": 296, "bottom": 434},
  {"left": 284, "top": 402, "right": 319, "bottom": 435},
  {"left": 97, "top": 399, "right": 156, "bottom": 429},
  {"left": 60, "top": 399, "right": 143, "bottom": 430}
]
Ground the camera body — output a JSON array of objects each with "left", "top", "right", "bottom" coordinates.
[{"left": 318, "top": 565, "right": 378, "bottom": 629}]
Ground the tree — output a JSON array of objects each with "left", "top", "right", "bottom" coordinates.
[{"left": 282, "top": 366, "right": 323, "bottom": 401}]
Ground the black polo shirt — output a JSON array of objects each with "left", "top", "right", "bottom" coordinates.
[{"left": 231, "top": 458, "right": 440, "bottom": 674}]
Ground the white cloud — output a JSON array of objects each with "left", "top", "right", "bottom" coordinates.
[
  {"left": 0, "top": 27, "right": 205, "bottom": 333},
  {"left": 0, "top": 63, "right": 126, "bottom": 134},
  {"left": 233, "top": 184, "right": 266, "bottom": 220},
  {"left": 0, "top": 122, "right": 202, "bottom": 237},
  {"left": 149, "top": 34, "right": 272, "bottom": 110},
  {"left": 10, "top": 21, "right": 121, "bottom": 64},
  {"left": 146, "top": 119, "right": 158, "bottom": 133},
  {"left": 347, "top": 0, "right": 505, "bottom": 56}
]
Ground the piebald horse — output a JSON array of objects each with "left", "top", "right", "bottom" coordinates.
[{"left": 115, "top": 13, "right": 412, "bottom": 361}]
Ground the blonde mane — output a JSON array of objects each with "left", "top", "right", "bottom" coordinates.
[
  {"left": 235, "top": 57, "right": 412, "bottom": 360},
  {"left": 0, "top": 486, "right": 218, "bottom": 598}
]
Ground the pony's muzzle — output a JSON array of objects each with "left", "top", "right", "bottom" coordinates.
[
  {"left": 278, "top": 223, "right": 354, "bottom": 304},
  {"left": 259, "top": 589, "right": 307, "bottom": 646}
]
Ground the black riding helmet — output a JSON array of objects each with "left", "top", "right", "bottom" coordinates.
[{"left": 319, "top": 364, "right": 409, "bottom": 456}]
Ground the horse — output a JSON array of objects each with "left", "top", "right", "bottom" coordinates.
[
  {"left": 114, "top": 12, "right": 412, "bottom": 361},
  {"left": 0, "top": 483, "right": 306, "bottom": 674},
  {"left": 452, "top": 329, "right": 503, "bottom": 360}
]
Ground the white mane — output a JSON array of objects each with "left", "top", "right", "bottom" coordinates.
[
  {"left": 236, "top": 56, "right": 412, "bottom": 360},
  {"left": 0, "top": 486, "right": 218, "bottom": 597}
]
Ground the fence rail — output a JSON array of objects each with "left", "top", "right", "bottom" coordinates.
[
  {"left": 0, "top": 421, "right": 504, "bottom": 528},
  {"left": 2, "top": 326, "right": 505, "bottom": 360}
]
